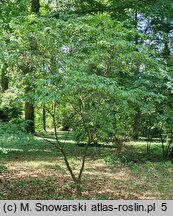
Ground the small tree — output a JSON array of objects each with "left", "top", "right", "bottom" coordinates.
[{"left": 35, "top": 70, "right": 118, "bottom": 196}]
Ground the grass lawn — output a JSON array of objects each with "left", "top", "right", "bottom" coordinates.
[{"left": 0, "top": 132, "right": 173, "bottom": 200}]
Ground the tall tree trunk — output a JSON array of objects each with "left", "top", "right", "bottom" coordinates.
[
  {"left": 43, "top": 105, "right": 46, "bottom": 131},
  {"left": 25, "top": 102, "right": 35, "bottom": 133},
  {"left": 1, "top": 64, "right": 8, "bottom": 93},
  {"left": 0, "top": 64, "right": 8, "bottom": 121},
  {"left": 132, "top": 9, "right": 141, "bottom": 140},
  {"left": 31, "top": 0, "right": 40, "bottom": 13},
  {"left": 25, "top": 98, "right": 35, "bottom": 133},
  {"left": 24, "top": 0, "right": 40, "bottom": 133}
]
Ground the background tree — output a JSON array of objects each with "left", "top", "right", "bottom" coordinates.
[{"left": 24, "top": 0, "right": 40, "bottom": 133}]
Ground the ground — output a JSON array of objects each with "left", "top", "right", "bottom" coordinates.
[{"left": 0, "top": 132, "right": 173, "bottom": 199}]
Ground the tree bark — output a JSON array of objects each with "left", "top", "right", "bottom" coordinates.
[
  {"left": 25, "top": 102, "right": 35, "bottom": 133},
  {"left": 31, "top": 0, "right": 40, "bottom": 13},
  {"left": 1, "top": 64, "right": 8, "bottom": 93},
  {"left": 0, "top": 64, "right": 8, "bottom": 121},
  {"left": 43, "top": 105, "right": 46, "bottom": 131},
  {"left": 24, "top": 0, "right": 40, "bottom": 133}
]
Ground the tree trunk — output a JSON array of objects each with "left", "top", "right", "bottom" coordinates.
[
  {"left": 24, "top": 0, "right": 40, "bottom": 133},
  {"left": 25, "top": 102, "right": 35, "bottom": 133},
  {"left": 1, "top": 64, "right": 8, "bottom": 93},
  {"left": 31, "top": 0, "right": 40, "bottom": 13},
  {"left": 0, "top": 64, "right": 8, "bottom": 121},
  {"left": 43, "top": 105, "right": 46, "bottom": 131}
]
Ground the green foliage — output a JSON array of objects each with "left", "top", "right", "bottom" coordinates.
[
  {"left": 0, "top": 165, "right": 8, "bottom": 173},
  {"left": 20, "top": 13, "right": 163, "bottom": 146},
  {"left": 0, "top": 122, "right": 36, "bottom": 151}
]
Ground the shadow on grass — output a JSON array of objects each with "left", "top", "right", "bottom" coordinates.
[
  {"left": 0, "top": 171, "right": 140, "bottom": 200},
  {"left": 1, "top": 168, "right": 170, "bottom": 200},
  {"left": 1, "top": 131, "right": 172, "bottom": 167},
  {"left": 1, "top": 143, "right": 172, "bottom": 165}
]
